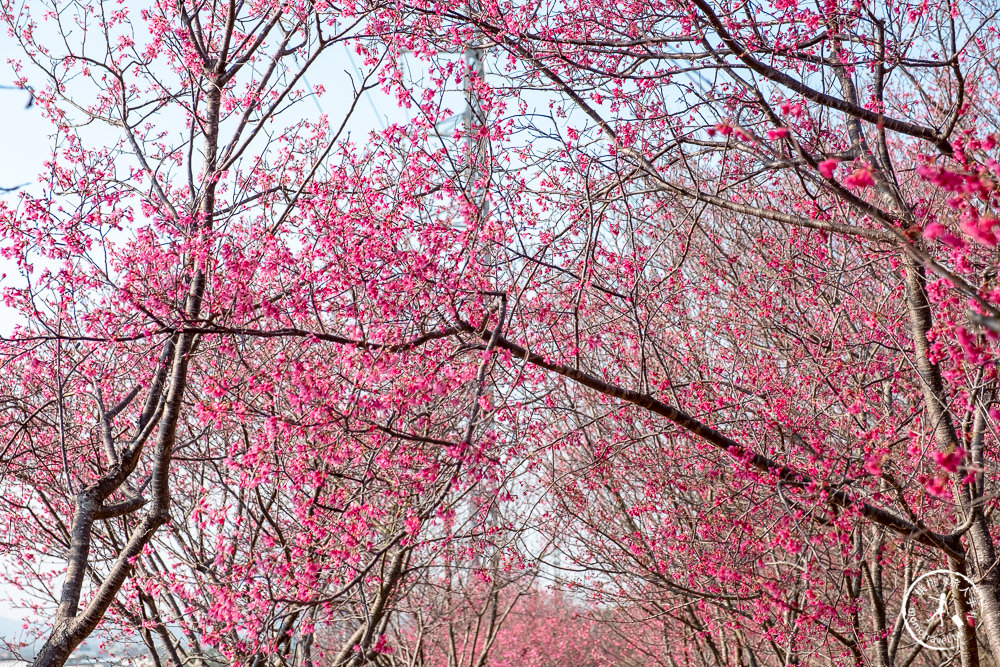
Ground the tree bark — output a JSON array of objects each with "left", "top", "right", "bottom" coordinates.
[{"left": 902, "top": 254, "right": 1000, "bottom": 663}]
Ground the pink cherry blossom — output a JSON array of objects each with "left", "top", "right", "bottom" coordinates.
[{"left": 818, "top": 158, "right": 838, "bottom": 179}]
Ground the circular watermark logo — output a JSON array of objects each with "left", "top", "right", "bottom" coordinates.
[{"left": 902, "top": 569, "right": 978, "bottom": 651}]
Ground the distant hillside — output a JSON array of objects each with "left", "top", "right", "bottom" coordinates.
[
  {"left": 0, "top": 618, "right": 145, "bottom": 664},
  {"left": 0, "top": 616, "right": 33, "bottom": 660}
]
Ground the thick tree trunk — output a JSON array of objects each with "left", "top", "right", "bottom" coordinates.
[
  {"left": 31, "top": 74, "right": 223, "bottom": 667},
  {"left": 901, "top": 254, "right": 1000, "bottom": 663}
]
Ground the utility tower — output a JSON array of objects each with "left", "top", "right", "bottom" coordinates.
[
  {"left": 463, "top": 6, "right": 502, "bottom": 573},
  {"left": 464, "top": 28, "right": 490, "bottom": 233}
]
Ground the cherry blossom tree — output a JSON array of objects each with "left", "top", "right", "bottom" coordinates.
[
  {"left": 0, "top": 0, "right": 501, "bottom": 664},
  {"left": 4, "top": 0, "right": 1000, "bottom": 665},
  {"left": 414, "top": 0, "right": 1000, "bottom": 663}
]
